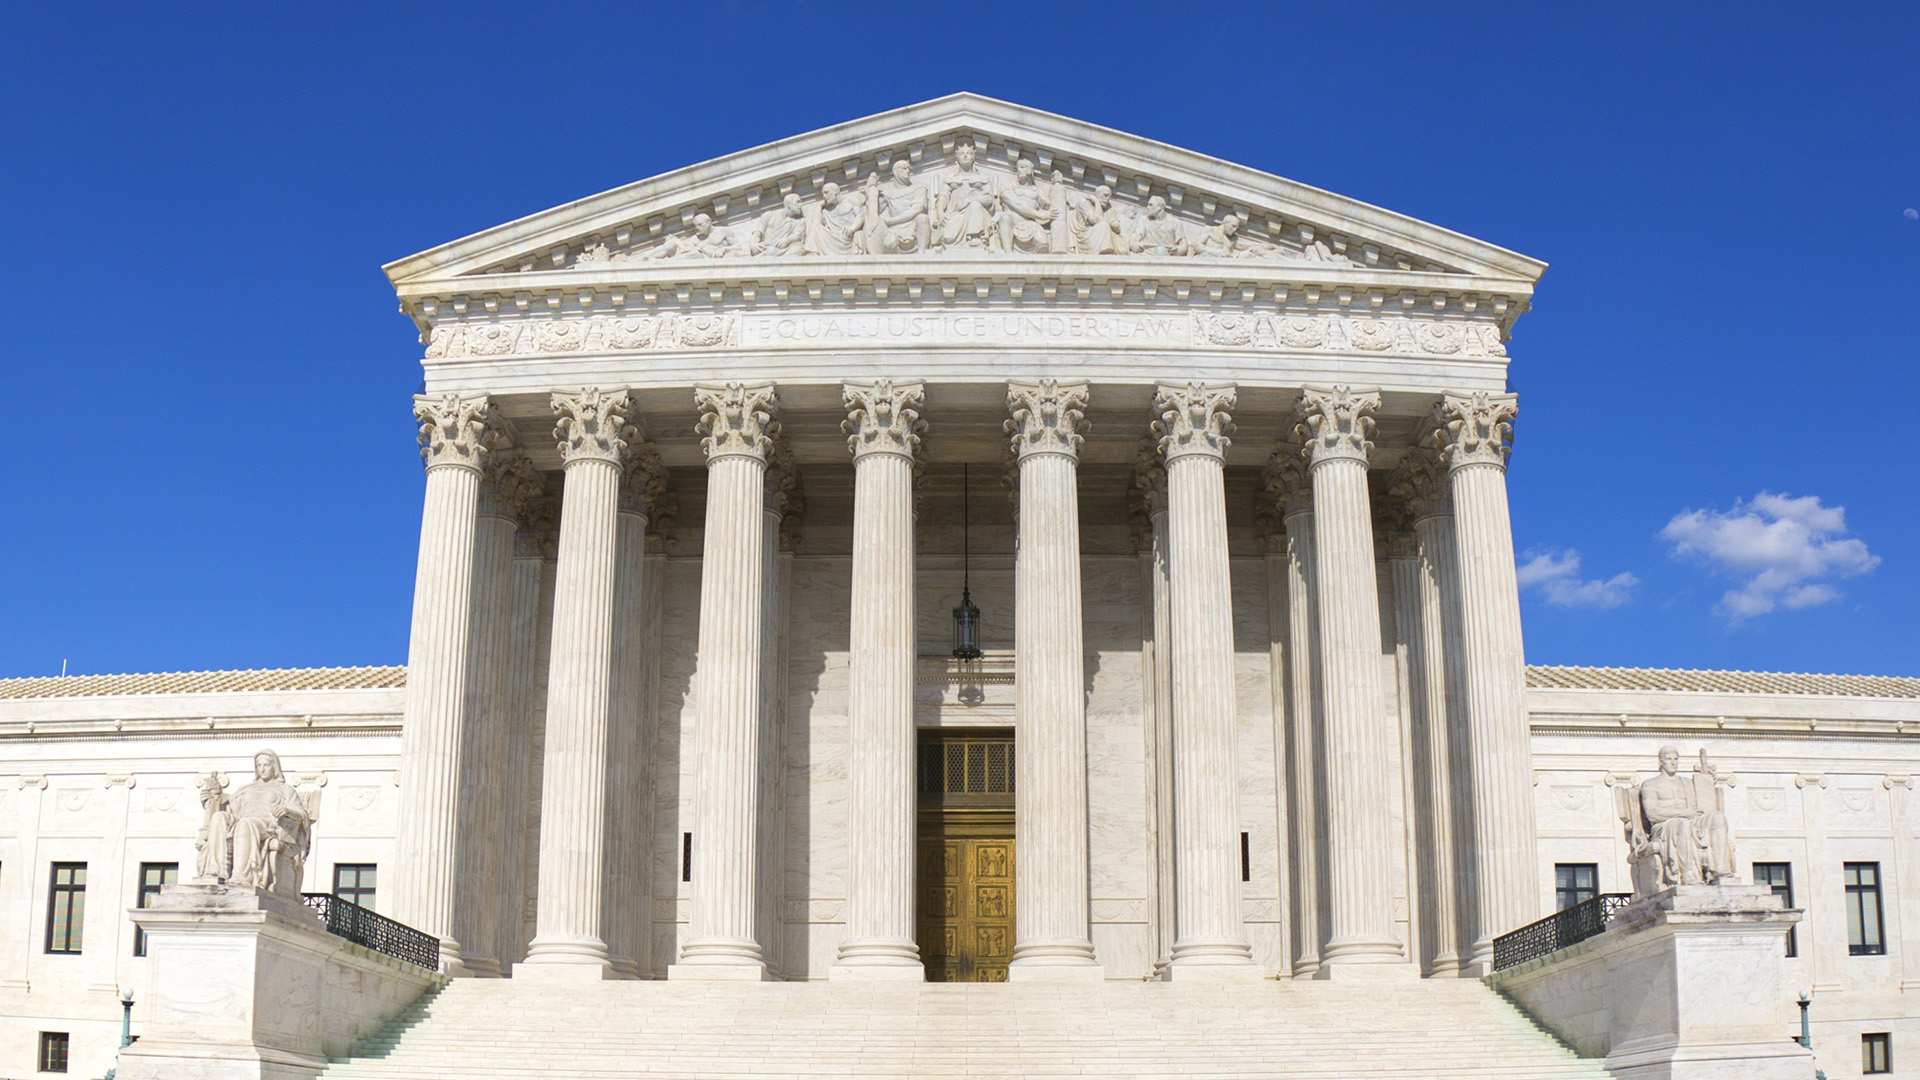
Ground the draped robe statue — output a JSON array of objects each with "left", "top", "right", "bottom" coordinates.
[
  {"left": 196, "top": 749, "right": 316, "bottom": 896},
  {"left": 1626, "top": 746, "right": 1736, "bottom": 896},
  {"left": 932, "top": 141, "right": 999, "bottom": 250}
]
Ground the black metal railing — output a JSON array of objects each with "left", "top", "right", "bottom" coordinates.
[
  {"left": 303, "top": 893, "right": 440, "bottom": 970},
  {"left": 1492, "top": 893, "right": 1633, "bottom": 971}
]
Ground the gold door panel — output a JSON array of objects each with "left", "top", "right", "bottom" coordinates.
[{"left": 917, "top": 818, "right": 1014, "bottom": 982}]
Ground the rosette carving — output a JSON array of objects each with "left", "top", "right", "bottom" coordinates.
[
  {"left": 842, "top": 380, "right": 927, "bottom": 461},
  {"left": 414, "top": 392, "right": 494, "bottom": 473},
  {"left": 695, "top": 381, "right": 779, "bottom": 464},
  {"left": 1005, "top": 378, "right": 1090, "bottom": 461},
  {"left": 1388, "top": 444, "right": 1451, "bottom": 520},
  {"left": 551, "top": 387, "right": 631, "bottom": 466},
  {"left": 1151, "top": 381, "right": 1236, "bottom": 462},
  {"left": 1294, "top": 386, "right": 1379, "bottom": 467},
  {"left": 1432, "top": 391, "right": 1517, "bottom": 472}
]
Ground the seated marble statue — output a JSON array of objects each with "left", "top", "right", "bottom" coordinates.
[
  {"left": 1626, "top": 745, "right": 1735, "bottom": 895},
  {"left": 995, "top": 159, "right": 1056, "bottom": 255},
  {"left": 196, "top": 749, "right": 315, "bottom": 895}
]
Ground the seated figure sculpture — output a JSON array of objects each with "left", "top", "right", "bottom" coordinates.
[
  {"left": 1620, "top": 745, "right": 1736, "bottom": 897},
  {"left": 196, "top": 748, "right": 316, "bottom": 896}
]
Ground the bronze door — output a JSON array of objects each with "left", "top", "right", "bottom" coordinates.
[{"left": 917, "top": 825, "right": 1015, "bottom": 981}]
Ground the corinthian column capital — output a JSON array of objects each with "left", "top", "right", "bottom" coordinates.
[
  {"left": 619, "top": 438, "right": 667, "bottom": 519},
  {"left": 695, "top": 382, "right": 779, "bottom": 464},
  {"left": 1389, "top": 444, "right": 1452, "bottom": 520},
  {"left": 414, "top": 392, "right": 496, "bottom": 472},
  {"left": 1294, "top": 386, "right": 1379, "bottom": 468},
  {"left": 1152, "top": 382, "right": 1236, "bottom": 462},
  {"left": 478, "top": 449, "right": 543, "bottom": 521},
  {"left": 843, "top": 380, "right": 927, "bottom": 462},
  {"left": 1006, "top": 378, "right": 1089, "bottom": 462},
  {"left": 1262, "top": 442, "right": 1313, "bottom": 517},
  {"left": 551, "top": 387, "right": 632, "bottom": 466},
  {"left": 1433, "top": 391, "right": 1517, "bottom": 472}
]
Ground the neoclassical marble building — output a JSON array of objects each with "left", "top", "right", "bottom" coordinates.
[{"left": 3, "top": 96, "right": 1916, "bottom": 1079}]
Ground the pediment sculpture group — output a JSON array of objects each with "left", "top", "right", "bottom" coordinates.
[
  {"left": 581, "top": 140, "right": 1348, "bottom": 265},
  {"left": 1619, "top": 746, "right": 1737, "bottom": 899},
  {"left": 194, "top": 748, "right": 317, "bottom": 897}
]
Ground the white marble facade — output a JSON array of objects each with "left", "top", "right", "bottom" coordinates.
[{"left": 3, "top": 95, "right": 1918, "bottom": 1078}]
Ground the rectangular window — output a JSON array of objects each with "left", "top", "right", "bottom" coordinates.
[
  {"left": 1554, "top": 863, "right": 1598, "bottom": 910},
  {"left": 332, "top": 864, "right": 377, "bottom": 908},
  {"left": 682, "top": 833, "right": 693, "bottom": 883},
  {"left": 38, "top": 1031, "right": 69, "bottom": 1074},
  {"left": 1240, "top": 832, "right": 1251, "bottom": 883},
  {"left": 1752, "top": 862, "right": 1796, "bottom": 957},
  {"left": 1863, "top": 1032, "right": 1891, "bottom": 1074},
  {"left": 133, "top": 862, "right": 178, "bottom": 957},
  {"left": 1846, "top": 862, "right": 1886, "bottom": 956},
  {"left": 45, "top": 863, "right": 86, "bottom": 954}
]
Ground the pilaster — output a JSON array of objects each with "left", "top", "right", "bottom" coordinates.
[
  {"left": 833, "top": 380, "right": 926, "bottom": 980},
  {"left": 1155, "top": 381, "right": 1259, "bottom": 979}
]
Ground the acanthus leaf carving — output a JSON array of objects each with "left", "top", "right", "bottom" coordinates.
[
  {"left": 414, "top": 392, "right": 494, "bottom": 473},
  {"left": 1259, "top": 439, "right": 1312, "bottom": 549},
  {"left": 618, "top": 437, "right": 667, "bottom": 519},
  {"left": 1129, "top": 436, "right": 1167, "bottom": 553},
  {"left": 843, "top": 379, "right": 927, "bottom": 461},
  {"left": 695, "top": 381, "right": 779, "bottom": 464},
  {"left": 1433, "top": 391, "right": 1517, "bottom": 472},
  {"left": 1152, "top": 381, "right": 1236, "bottom": 462},
  {"left": 1388, "top": 443, "right": 1451, "bottom": 521},
  {"left": 1005, "top": 378, "right": 1089, "bottom": 462},
  {"left": 551, "top": 387, "right": 631, "bottom": 467},
  {"left": 478, "top": 446, "right": 543, "bottom": 521},
  {"left": 1294, "top": 385, "right": 1378, "bottom": 468}
]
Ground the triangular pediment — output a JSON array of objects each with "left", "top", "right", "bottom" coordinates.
[{"left": 383, "top": 94, "right": 1544, "bottom": 292}]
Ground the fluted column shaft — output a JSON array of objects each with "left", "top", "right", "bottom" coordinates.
[
  {"left": 1282, "top": 505, "right": 1325, "bottom": 978},
  {"left": 524, "top": 388, "right": 631, "bottom": 979},
  {"left": 835, "top": 382, "right": 923, "bottom": 978},
  {"left": 1413, "top": 510, "right": 1471, "bottom": 976},
  {"left": 604, "top": 504, "right": 649, "bottom": 978},
  {"left": 498, "top": 539, "right": 546, "bottom": 972},
  {"left": 1155, "top": 381, "right": 1258, "bottom": 979},
  {"left": 454, "top": 483, "right": 519, "bottom": 977},
  {"left": 1006, "top": 378, "right": 1099, "bottom": 978},
  {"left": 1436, "top": 392, "right": 1537, "bottom": 971},
  {"left": 395, "top": 393, "right": 494, "bottom": 972},
  {"left": 1142, "top": 474, "right": 1177, "bottom": 975},
  {"left": 1298, "top": 386, "right": 1403, "bottom": 972},
  {"left": 674, "top": 382, "right": 777, "bottom": 979}
]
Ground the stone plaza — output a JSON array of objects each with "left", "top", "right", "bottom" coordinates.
[{"left": 2, "top": 95, "right": 1915, "bottom": 1079}]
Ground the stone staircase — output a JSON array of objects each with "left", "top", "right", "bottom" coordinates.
[{"left": 323, "top": 977, "right": 1613, "bottom": 1079}]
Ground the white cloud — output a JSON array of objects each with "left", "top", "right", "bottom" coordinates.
[
  {"left": 1516, "top": 548, "right": 1639, "bottom": 609},
  {"left": 1660, "top": 492, "right": 1879, "bottom": 623}
]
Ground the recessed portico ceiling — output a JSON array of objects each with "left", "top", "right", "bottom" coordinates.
[{"left": 383, "top": 93, "right": 1546, "bottom": 295}]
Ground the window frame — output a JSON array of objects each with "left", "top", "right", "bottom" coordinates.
[
  {"left": 133, "top": 862, "right": 178, "bottom": 957},
  {"left": 1845, "top": 861, "right": 1887, "bottom": 957},
  {"left": 332, "top": 864, "right": 377, "bottom": 909},
  {"left": 1751, "top": 861, "right": 1796, "bottom": 958},
  {"left": 1863, "top": 1031, "right": 1891, "bottom": 1075},
  {"left": 45, "top": 862, "right": 87, "bottom": 955},
  {"left": 38, "top": 1031, "right": 69, "bottom": 1074},
  {"left": 1553, "top": 863, "right": 1599, "bottom": 911}
]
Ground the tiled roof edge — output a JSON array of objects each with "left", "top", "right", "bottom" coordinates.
[
  {"left": 1525, "top": 664, "right": 1920, "bottom": 699},
  {"left": 0, "top": 665, "right": 409, "bottom": 700}
]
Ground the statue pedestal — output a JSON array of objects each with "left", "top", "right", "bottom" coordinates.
[
  {"left": 117, "top": 883, "right": 442, "bottom": 1080},
  {"left": 1492, "top": 885, "right": 1812, "bottom": 1080}
]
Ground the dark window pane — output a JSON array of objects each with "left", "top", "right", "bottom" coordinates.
[
  {"left": 1846, "top": 862, "right": 1886, "bottom": 955},
  {"left": 133, "top": 862, "right": 178, "bottom": 957},
  {"left": 39, "top": 1031, "right": 69, "bottom": 1073}
]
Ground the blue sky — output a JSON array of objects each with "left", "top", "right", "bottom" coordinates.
[{"left": 2, "top": 3, "right": 1914, "bottom": 678}]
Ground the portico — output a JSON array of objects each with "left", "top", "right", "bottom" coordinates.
[{"left": 379, "top": 94, "right": 1548, "bottom": 983}]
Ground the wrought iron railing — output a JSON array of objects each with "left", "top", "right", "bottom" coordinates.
[
  {"left": 1492, "top": 893, "right": 1633, "bottom": 971},
  {"left": 303, "top": 893, "right": 439, "bottom": 970}
]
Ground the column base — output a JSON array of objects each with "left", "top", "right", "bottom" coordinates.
[
  {"left": 829, "top": 961, "right": 925, "bottom": 981},
  {"left": 514, "top": 958, "right": 617, "bottom": 982},
  {"left": 1315, "top": 959, "right": 1420, "bottom": 981},
  {"left": 457, "top": 953, "right": 501, "bottom": 978},
  {"left": 519, "top": 934, "right": 615, "bottom": 979},
  {"left": 668, "top": 962, "right": 774, "bottom": 982},
  {"left": 1164, "top": 960, "right": 1266, "bottom": 983},
  {"left": 1008, "top": 960, "right": 1105, "bottom": 983}
]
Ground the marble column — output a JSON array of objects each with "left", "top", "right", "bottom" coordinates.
[
  {"left": 605, "top": 443, "right": 663, "bottom": 979},
  {"left": 1433, "top": 392, "right": 1538, "bottom": 973},
  {"left": 1132, "top": 444, "right": 1177, "bottom": 975},
  {"left": 1296, "top": 385, "right": 1404, "bottom": 973},
  {"left": 833, "top": 380, "right": 926, "bottom": 980},
  {"left": 455, "top": 445, "right": 538, "bottom": 977},
  {"left": 394, "top": 392, "right": 497, "bottom": 972},
  {"left": 1154, "top": 381, "right": 1259, "bottom": 979},
  {"left": 1394, "top": 448, "right": 1472, "bottom": 977},
  {"left": 1266, "top": 446, "right": 1326, "bottom": 978},
  {"left": 757, "top": 464, "right": 796, "bottom": 978},
  {"left": 1006, "top": 378, "right": 1101, "bottom": 980},
  {"left": 522, "top": 387, "right": 632, "bottom": 979},
  {"left": 497, "top": 509, "right": 550, "bottom": 973},
  {"left": 672, "top": 381, "right": 778, "bottom": 980}
]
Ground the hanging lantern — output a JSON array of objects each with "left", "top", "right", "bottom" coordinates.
[{"left": 952, "top": 463, "right": 983, "bottom": 660}]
